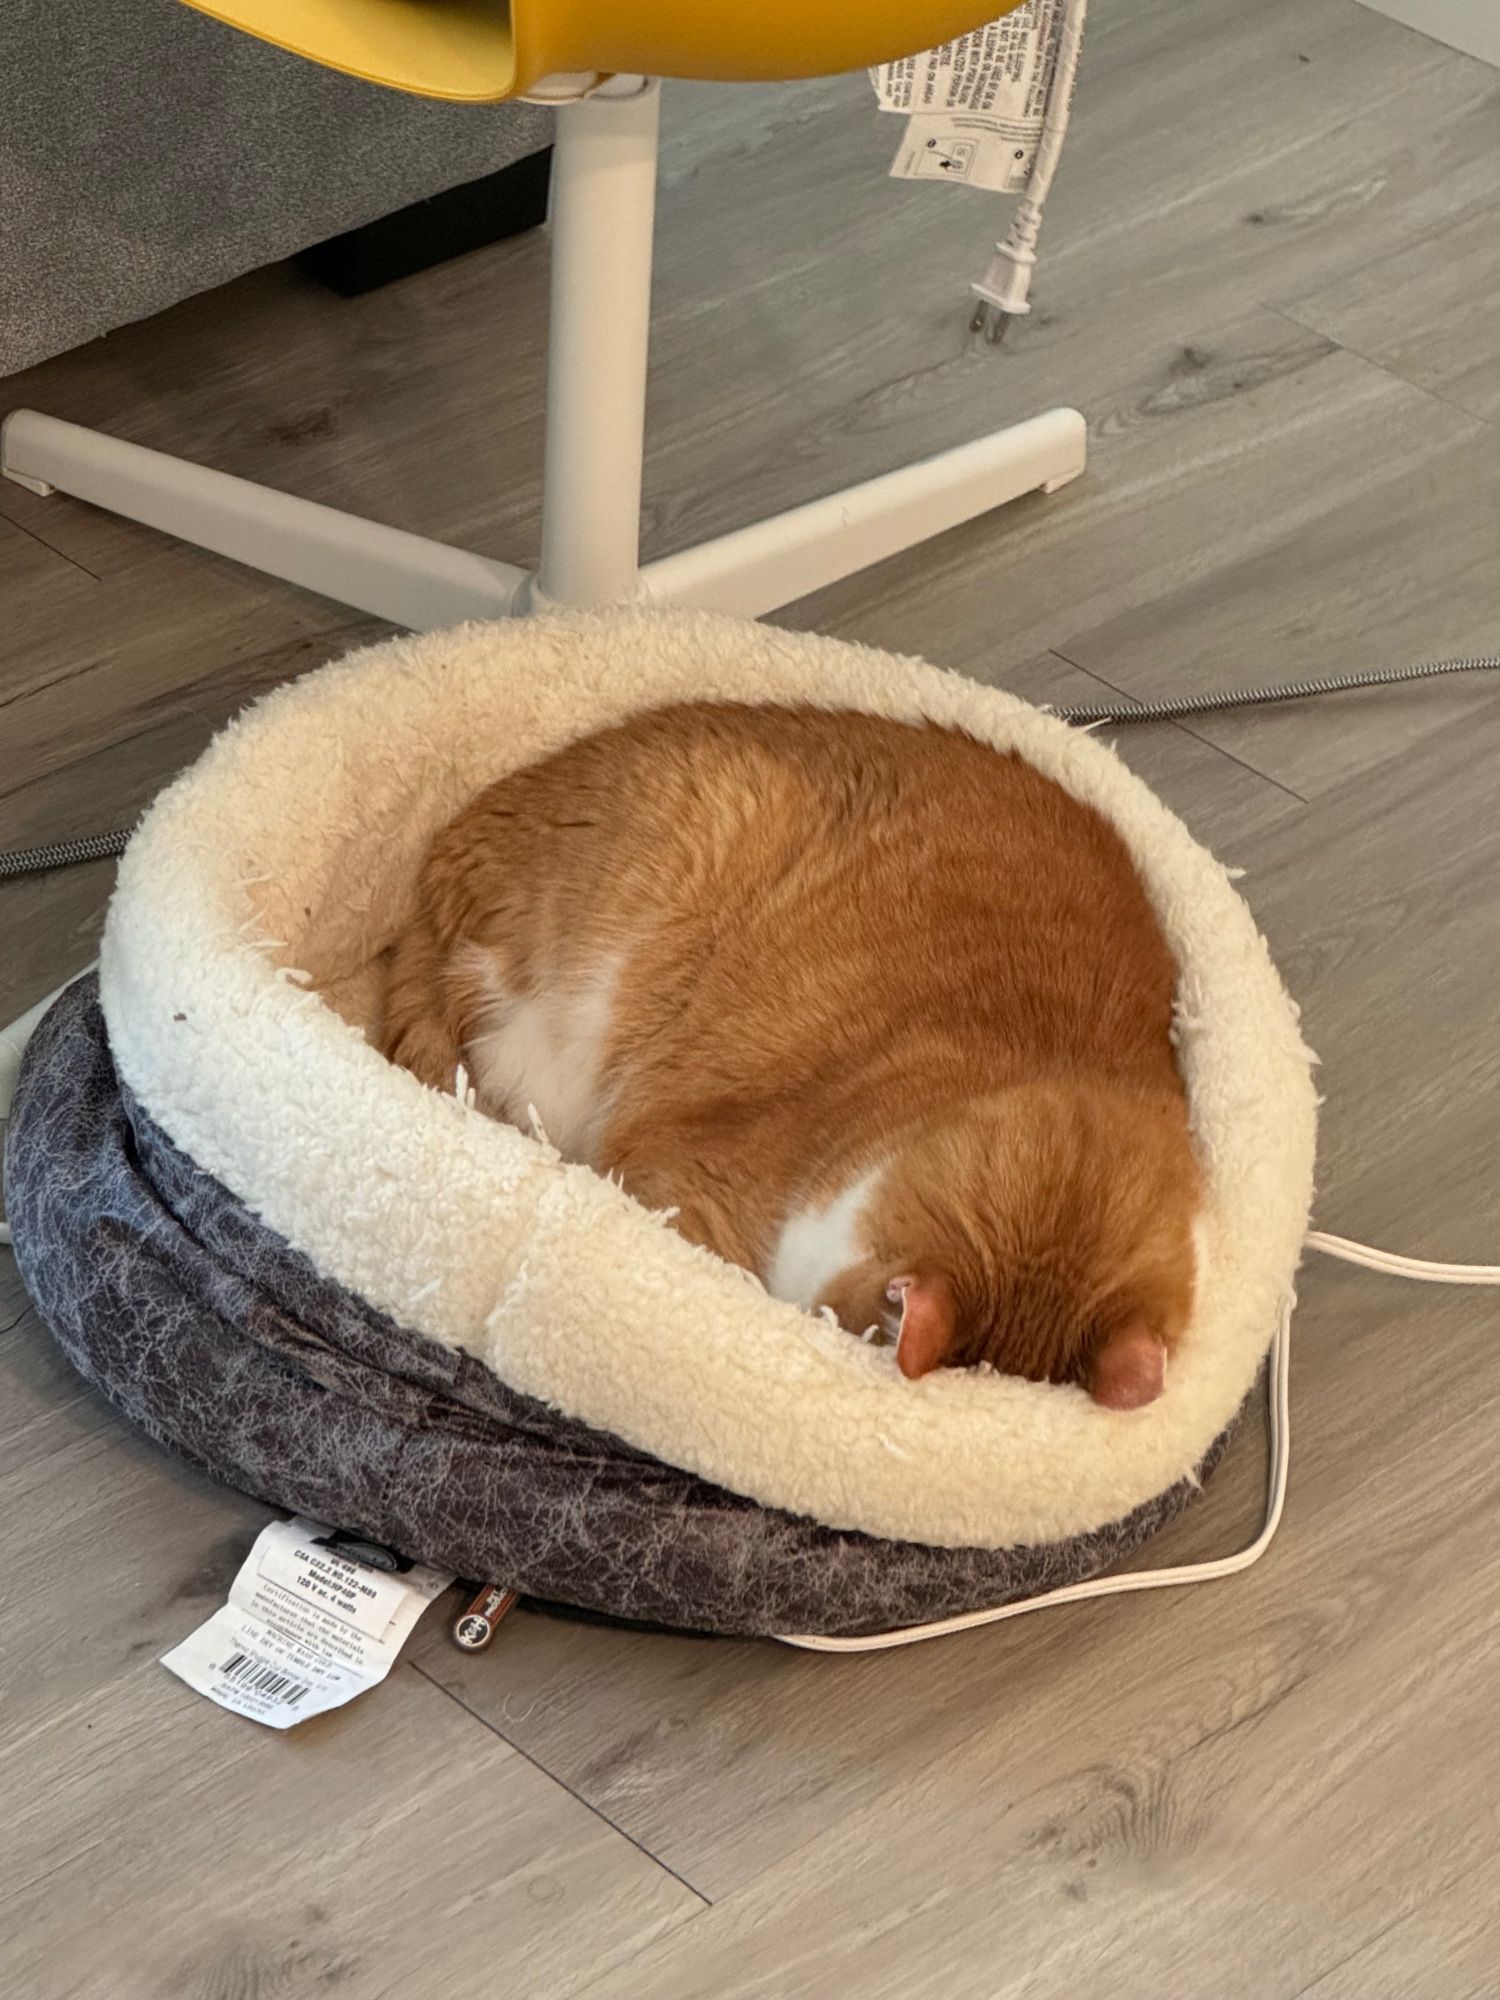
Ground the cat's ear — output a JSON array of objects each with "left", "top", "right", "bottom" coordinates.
[
  {"left": 1089, "top": 1320, "right": 1166, "bottom": 1409},
  {"left": 890, "top": 1272, "right": 957, "bottom": 1379}
]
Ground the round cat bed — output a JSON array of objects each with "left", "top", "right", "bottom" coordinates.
[{"left": 5, "top": 609, "right": 1317, "bottom": 1637}]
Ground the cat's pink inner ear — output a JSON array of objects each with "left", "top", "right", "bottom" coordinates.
[
  {"left": 891, "top": 1273, "right": 957, "bottom": 1379},
  {"left": 1089, "top": 1322, "right": 1167, "bottom": 1409}
]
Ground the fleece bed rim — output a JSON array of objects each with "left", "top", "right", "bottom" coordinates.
[{"left": 92, "top": 607, "right": 1317, "bottom": 1551}]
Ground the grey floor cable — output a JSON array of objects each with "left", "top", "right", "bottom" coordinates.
[
  {"left": 0, "top": 828, "right": 139, "bottom": 880},
  {"left": 1051, "top": 651, "right": 1500, "bottom": 727},
  {"left": 2, "top": 652, "right": 1497, "bottom": 881}
]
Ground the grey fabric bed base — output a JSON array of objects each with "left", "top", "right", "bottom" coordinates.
[{"left": 4, "top": 979, "right": 1232, "bottom": 1639}]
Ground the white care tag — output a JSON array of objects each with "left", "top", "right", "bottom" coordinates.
[
  {"left": 873, "top": 2, "right": 1064, "bottom": 194},
  {"left": 161, "top": 1517, "right": 452, "bottom": 1728}
]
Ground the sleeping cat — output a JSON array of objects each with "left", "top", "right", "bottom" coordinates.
[{"left": 382, "top": 702, "right": 1201, "bottom": 1408}]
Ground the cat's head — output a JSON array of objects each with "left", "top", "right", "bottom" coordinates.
[{"left": 818, "top": 1084, "right": 1202, "bottom": 1408}]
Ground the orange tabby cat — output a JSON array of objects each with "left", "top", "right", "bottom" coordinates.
[{"left": 382, "top": 702, "right": 1201, "bottom": 1407}]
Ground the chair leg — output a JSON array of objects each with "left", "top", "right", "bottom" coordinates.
[
  {"left": 642, "top": 408, "right": 1087, "bottom": 617},
  {"left": 0, "top": 411, "right": 529, "bottom": 631}
]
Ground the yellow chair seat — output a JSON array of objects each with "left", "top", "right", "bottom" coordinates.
[{"left": 182, "top": 0, "right": 1023, "bottom": 102}]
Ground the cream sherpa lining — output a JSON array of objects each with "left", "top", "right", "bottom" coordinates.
[{"left": 98, "top": 610, "right": 1317, "bottom": 1551}]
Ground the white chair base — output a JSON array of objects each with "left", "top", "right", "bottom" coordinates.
[
  {"left": 0, "top": 76, "right": 1085, "bottom": 1109},
  {"left": 0, "top": 77, "right": 1085, "bottom": 628},
  {"left": 0, "top": 402, "right": 1085, "bottom": 631}
]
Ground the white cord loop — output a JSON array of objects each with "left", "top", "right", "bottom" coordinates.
[{"left": 1304, "top": 1230, "right": 1500, "bottom": 1287}]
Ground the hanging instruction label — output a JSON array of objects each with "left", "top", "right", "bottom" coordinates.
[
  {"left": 161, "top": 1516, "right": 452, "bottom": 1729},
  {"left": 872, "top": 2, "right": 1064, "bottom": 193}
]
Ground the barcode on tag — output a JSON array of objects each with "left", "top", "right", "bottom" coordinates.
[{"left": 220, "top": 1652, "right": 311, "bottom": 1708}]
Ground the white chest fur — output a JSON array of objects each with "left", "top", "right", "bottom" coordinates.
[
  {"left": 765, "top": 1169, "right": 884, "bottom": 1309},
  {"left": 462, "top": 953, "right": 621, "bottom": 1165}
]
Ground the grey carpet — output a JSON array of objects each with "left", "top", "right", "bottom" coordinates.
[{"left": 2, "top": 0, "right": 551, "bottom": 374}]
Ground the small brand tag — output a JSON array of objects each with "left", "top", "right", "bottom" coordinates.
[
  {"left": 873, "top": 3, "right": 1065, "bottom": 194},
  {"left": 161, "top": 1517, "right": 452, "bottom": 1728},
  {"left": 451, "top": 1583, "right": 519, "bottom": 1653}
]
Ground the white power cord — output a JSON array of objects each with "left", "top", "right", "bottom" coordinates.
[
  {"left": 969, "top": 0, "right": 1088, "bottom": 343},
  {"left": 778, "top": 1231, "right": 1499, "bottom": 1652},
  {"left": 1304, "top": 1230, "right": 1500, "bottom": 1288}
]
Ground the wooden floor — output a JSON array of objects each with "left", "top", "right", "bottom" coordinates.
[{"left": 4, "top": 2, "right": 1499, "bottom": 1993}]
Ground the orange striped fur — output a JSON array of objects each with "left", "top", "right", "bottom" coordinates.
[{"left": 382, "top": 703, "right": 1201, "bottom": 1406}]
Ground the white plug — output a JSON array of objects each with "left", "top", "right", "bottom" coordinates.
[
  {"left": 969, "top": 0, "right": 1088, "bottom": 346},
  {"left": 970, "top": 204, "right": 1043, "bottom": 345}
]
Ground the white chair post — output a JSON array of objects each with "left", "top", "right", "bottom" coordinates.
[{"left": 534, "top": 81, "right": 660, "bottom": 608}]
